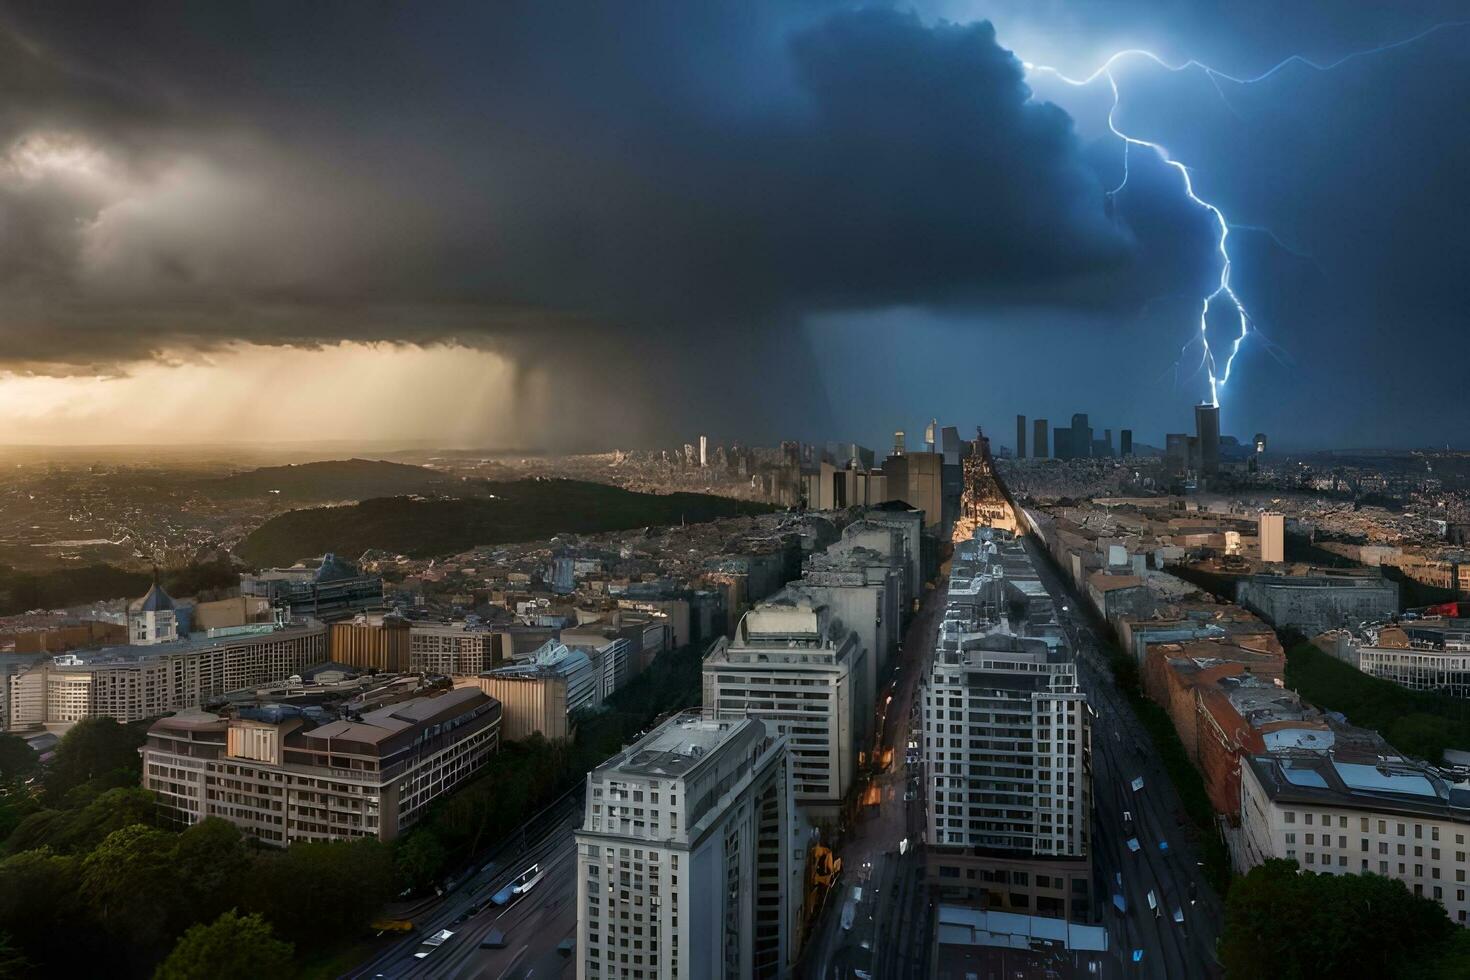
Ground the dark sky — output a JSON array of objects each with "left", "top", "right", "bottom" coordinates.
[{"left": 1, "top": 1, "right": 1466, "bottom": 449}]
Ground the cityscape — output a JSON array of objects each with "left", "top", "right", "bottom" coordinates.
[{"left": 1, "top": 4, "right": 1469, "bottom": 980}]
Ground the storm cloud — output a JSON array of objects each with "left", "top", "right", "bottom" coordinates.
[{"left": 0, "top": 3, "right": 1141, "bottom": 376}]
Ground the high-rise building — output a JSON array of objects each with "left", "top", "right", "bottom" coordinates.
[
  {"left": 1195, "top": 403, "right": 1221, "bottom": 477},
  {"left": 1254, "top": 432, "right": 1268, "bottom": 454},
  {"left": 1120, "top": 429, "right": 1133, "bottom": 457},
  {"left": 1259, "top": 512, "right": 1285, "bottom": 564},
  {"left": 699, "top": 434, "right": 708, "bottom": 467},
  {"left": 1015, "top": 414, "right": 1027, "bottom": 459},
  {"left": 576, "top": 712, "right": 799, "bottom": 979},
  {"left": 1033, "top": 418, "right": 1048, "bottom": 458},
  {"left": 925, "top": 418, "right": 938, "bottom": 453},
  {"left": 892, "top": 430, "right": 906, "bottom": 456},
  {"left": 702, "top": 600, "right": 867, "bottom": 819},
  {"left": 922, "top": 529, "right": 1092, "bottom": 920}
]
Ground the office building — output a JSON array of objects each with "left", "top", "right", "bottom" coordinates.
[
  {"left": 1259, "top": 512, "right": 1285, "bottom": 564},
  {"left": 240, "top": 553, "right": 383, "bottom": 621},
  {"left": 1033, "top": 419, "right": 1048, "bottom": 459},
  {"left": 699, "top": 434, "right": 708, "bottom": 467},
  {"left": 575, "top": 712, "right": 798, "bottom": 979},
  {"left": 703, "top": 601, "right": 866, "bottom": 819},
  {"left": 881, "top": 450, "right": 943, "bottom": 530},
  {"left": 922, "top": 529, "right": 1092, "bottom": 920},
  {"left": 1120, "top": 429, "right": 1132, "bottom": 457},
  {"left": 1015, "top": 415, "right": 1026, "bottom": 459},
  {"left": 8, "top": 609, "right": 327, "bottom": 729},
  {"left": 1237, "top": 571, "right": 1398, "bottom": 634},
  {"left": 1239, "top": 748, "right": 1470, "bottom": 923},
  {"left": 409, "top": 621, "right": 496, "bottom": 675},
  {"left": 1165, "top": 433, "right": 1191, "bottom": 476},
  {"left": 142, "top": 687, "right": 501, "bottom": 844},
  {"left": 1344, "top": 620, "right": 1470, "bottom": 697},
  {"left": 475, "top": 667, "right": 572, "bottom": 741},
  {"left": 1254, "top": 432, "right": 1268, "bottom": 455},
  {"left": 1195, "top": 403, "right": 1221, "bottom": 478},
  {"left": 330, "top": 615, "right": 411, "bottom": 672}
]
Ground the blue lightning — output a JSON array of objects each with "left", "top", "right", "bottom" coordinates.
[{"left": 1022, "top": 21, "right": 1470, "bottom": 408}]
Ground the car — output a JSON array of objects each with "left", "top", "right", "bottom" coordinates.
[
  {"left": 1131, "top": 776, "right": 1145, "bottom": 792},
  {"left": 1114, "top": 872, "right": 1122, "bottom": 888},
  {"left": 1146, "top": 891, "right": 1158, "bottom": 918},
  {"left": 1158, "top": 840, "right": 1170, "bottom": 853},
  {"left": 1172, "top": 906, "right": 1184, "bottom": 925},
  {"left": 413, "top": 929, "right": 455, "bottom": 959},
  {"left": 1112, "top": 893, "right": 1127, "bottom": 914},
  {"left": 1126, "top": 837, "right": 1141, "bottom": 853},
  {"left": 557, "top": 939, "right": 575, "bottom": 957},
  {"left": 479, "top": 930, "right": 508, "bottom": 949}
]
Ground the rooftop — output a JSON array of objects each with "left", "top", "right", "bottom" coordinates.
[{"left": 596, "top": 711, "right": 753, "bottom": 779}]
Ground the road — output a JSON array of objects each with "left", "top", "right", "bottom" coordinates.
[
  {"left": 1020, "top": 532, "right": 1223, "bottom": 979},
  {"left": 799, "top": 576, "right": 947, "bottom": 980},
  {"left": 345, "top": 790, "right": 582, "bottom": 980}
]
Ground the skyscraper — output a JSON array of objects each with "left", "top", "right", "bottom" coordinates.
[
  {"left": 1120, "top": 429, "right": 1133, "bottom": 457},
  {"left": 699, "top": 434, "right": 707, "bottom": 467},
  {"left": 1015, "top": 414, "right": 1026, "bottom": 458},
  {"left": 923, "top": 529, "right": 1092, "bottom": 919},
  {"left": 576, "top": 712, "right": 798, "bottom": 979},
  {"left": 1033, "top": 418, "right": 1048, "bottom": 458},
  {"left": 1259, "top": 511, "right": 1285, "bottom": 563},
  {"left": 1195, "top": 403, "right": 1220, "bottom": 477}
]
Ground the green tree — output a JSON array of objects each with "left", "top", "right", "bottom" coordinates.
[
  {"left": 154, "top": 909, "right": 293, "bottom": 980},
  {"left": 1222, "top": 859, "right": 1453, "bottom": 980},
  {"left": 395, "top": 828, "right": 447, "bottom": 892},
  {"left": 0, "top": 736, "right": 36, "bottom": 782},
  {"left": 169, "top": 818, "right": 252, "bottom": 932},
  {"left": 244, "top": 837, "right": 394, "bottom": 945},
  {"left": 0, "top": 848, "right": 85, "bottom": 972},
  {"left": 45, "top": 717, "right": 147, "bottom": 802},
  {"left": 82, "top": 824, "right": 178, "bottom": 953}
]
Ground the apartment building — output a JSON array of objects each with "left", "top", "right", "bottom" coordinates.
[
  {"left": 7, "top": 620, "right": 328, "bottom": 729},
  {"left": 575, "top": 712, "right": 798, "bottom": 980},
  {"left": 702, "top": 600, "right": 867, "bottom": 820},
  {"left": 1239, "top": 749, "right": 1470, "bottom": 923},
  {"left": 921, "top": 527, "right": 1092, "bottom": 920},
  {"left": 409, "top": 621, "right": 495, "bottom": 675},
  {"left": 141, "top": 687, "right": 501, "bottom": 844}
]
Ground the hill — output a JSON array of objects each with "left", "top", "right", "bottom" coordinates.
[
  {"left": 200, "top": 458, "right": 476, "bottom": 503},
  {"left": 234, "top": 479, "right": 775, "bottom": 566}
]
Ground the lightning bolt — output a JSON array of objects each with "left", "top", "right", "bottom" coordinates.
[{"left": 1022, "top": 20, "right": 1470, "bottom": 408}]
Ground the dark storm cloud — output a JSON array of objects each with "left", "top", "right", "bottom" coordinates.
[{"left": 0, "top": 1, "right": 1140, "bottom": 376}]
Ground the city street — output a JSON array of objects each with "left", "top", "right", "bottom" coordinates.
[
  {"left": 1020, "top": 533, "right": 1223, "bottom": 979},
  {"left": 346, "top": 790, "right": 583, "bottom": 980},
  {"left": 799, "top": 575, "right": 947, "bottom": 980}
]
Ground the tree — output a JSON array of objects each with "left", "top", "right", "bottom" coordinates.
[
  {"left": 1222, "top": 859, "right": 1453, "bottom": 980},
  {"left": 154, "top": 909, "right": 293, "bottom": 980},
  {"left": 45, "top": 717, "right": 146, "bottom": 802},
  {"left": 169, "top": 818, "right": 252, "bottom": 932},
  {"left": 243, "top": 837, "right": 395, "bottom": 945},
  {"left": 395, "top": 828, "right": 447, "bottom": 892},
  {"left": 0, "top": 736, "right": 35, "bottom": 782},
  {"left": 0, "top": 933, "right": 29, "bottom": 979},
  {"left": 0, "top": 848, "right": 86, "bottom": 973},
  {"left": 81, "top": 824, "right": 178, "bottom": 953}
]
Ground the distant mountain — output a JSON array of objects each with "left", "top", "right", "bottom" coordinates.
[
  {"left": 201, "top": 458, "right": 477, "bottom": 503},
  {"left": 234, "top": 479, "right": 775, "bottom": 566}
]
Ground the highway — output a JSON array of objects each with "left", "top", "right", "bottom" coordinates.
[
  {"left": 799, "top": 576, "right": 946, "bottom": 980},
  {"left": 345, "top": 790, "right": 582, "bottom": 980},
  {"left": 1020, "top": 533, "right": 1223, "bottom": 979}
]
